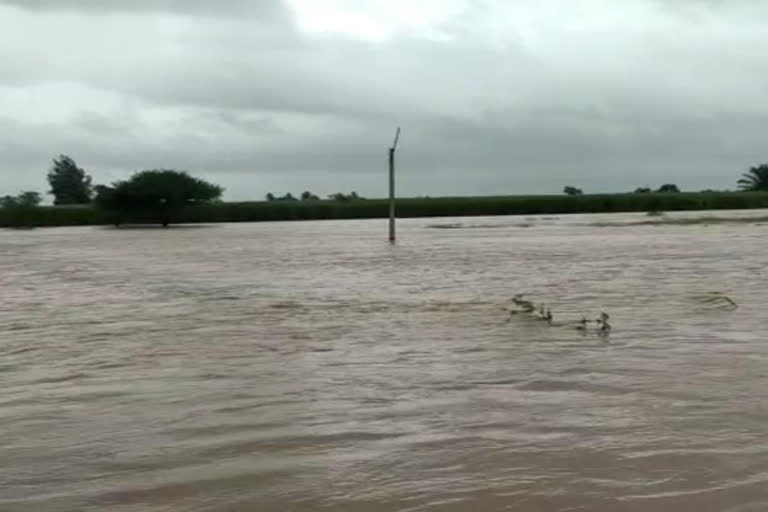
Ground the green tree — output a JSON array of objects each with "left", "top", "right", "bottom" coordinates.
[
  {"left": 563, "top": 186, "right": 583, "bottom": 196},
  {"left": 657, "top": 184, "right": 680, "bottom": 193},
  {"left": 634, "top": 187, "right": 651, "bottom": 193},
  {"left": 328, "top": 191, "right": 365, "bottom": 202},
  {"left": 47, "top": 155, "right": 92, "bottom": 204},
  {"left": 265, "top": 193, "right": 275, "bottom": 201},
  {"left": 300, "top": 191, "right": 319, "bottom": 201},
  {"left": 94, "top": 170, "right": 223, "bottom": 227},
  {"left": 1, "top": 191, "right": 41, "bottom": 209},
  {"left": 19, "top": 191, "right": 42, "bottom": 207},
  {"left": 1, "top": 191, "right": 42, "bottom": 228},
  {"left": 738, "top": 164, "right": 768, "bottom": 191}
]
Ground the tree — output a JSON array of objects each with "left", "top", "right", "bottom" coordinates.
[
  {"left": 563, "top": 186, "right": 583, "bottom": 196},
  {"left": 301, "top": 191, "right": 319, "bottom": 201},
  {"left": 1, "top": 191, "right": 41, "bottom": 209},
  {"left": 18, "top": 191, "right": 42, "bottom": 207},
  {"left": 47, "top": 155, "right": 93, "bottom": 205},
  {"left": 266, "top": 193, "right": 298, "bottom": 202},
  {"left": 737, "top": 164, "right": 768, "bottom": 191},
  {"left": 94, "top": 170, "right": 223, "bottom": 227},
  {"left": 657, "top": 184, "right": 680, "bottom": 193},
  {"left": 328, "top": 192, "right": 365, "bottom": 202},
  {"left": 634, "top": 187, "right": 652, "bottom": 193},
  {"left": 328, "top": 192, "right": 348, "bottom": 202},
  {"left": 1, "top": 191, "right": 42, "bottom": 228}
]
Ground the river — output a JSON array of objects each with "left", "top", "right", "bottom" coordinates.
[{"left": 2, "top": 212, "right": 768, "bottom": 511}]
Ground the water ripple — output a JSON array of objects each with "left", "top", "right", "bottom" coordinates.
[{"left": 1, "top": 215, "right": 768, "bottom": 511}]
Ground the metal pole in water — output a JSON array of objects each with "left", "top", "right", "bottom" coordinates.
[{"left": 389, "top": 127, "right": 400, "bottom": 243}]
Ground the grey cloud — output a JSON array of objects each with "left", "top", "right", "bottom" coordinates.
[
  {"left": 1, "top": 0, "right": 767, "bottom": 199},
  {"left": 0, "top": 0, "right": 291, "bottom": 18},
  {"left": 2, "top": 99, "right": 759, "bottom": 194}
]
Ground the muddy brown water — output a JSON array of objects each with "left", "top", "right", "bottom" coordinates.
[{"left": 2, "top": 212, "right": 768, "bottom": 511}]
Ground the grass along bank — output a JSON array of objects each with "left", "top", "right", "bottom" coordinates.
[{"left": 3, "top": 191, "right": 768, "bottom": 228}]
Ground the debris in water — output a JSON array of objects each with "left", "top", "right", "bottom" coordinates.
[
  {"left": 508, "top": 295, "right": 606, "bottom": 332},
  {"left": 690, "top": 292, "right": 738, "bottom": 310}
]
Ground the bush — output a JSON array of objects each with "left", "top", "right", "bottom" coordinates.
[{"left": 0, "top": 191, "right": 43, "bottom": 228}]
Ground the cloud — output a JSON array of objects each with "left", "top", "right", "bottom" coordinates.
[
  {"left": 1, "top": 0, "right": 767, "bottom": 199},
  {"left": 0, "top": 0, "right": 291, "bottom": 19}
]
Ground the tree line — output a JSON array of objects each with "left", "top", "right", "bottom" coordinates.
[
  {"left": 0, "top": 155, "right": 225, "bottom": 227},
  {"left": 563, "top": 183, "right": 682, "bottom": 195},
  {"left": 0, "top": 155, "right": 372, "bottom": 227},
  {"left": 265, "top": 191, "right": 365, "bottom": 202},
  {"left": 560, "top": 175, "right": 768, "bottom": 196},
  {"left": 3, "top": 156, "right": 768, "bottom": 228}
]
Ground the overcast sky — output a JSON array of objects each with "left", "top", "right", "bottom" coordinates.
[{"left": 1, "top": 0, "right": 767, "bottom": 200}]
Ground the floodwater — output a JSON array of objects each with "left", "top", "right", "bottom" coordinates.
[{"left": 2, "top": 211, "right": 768, "bottom": 511}]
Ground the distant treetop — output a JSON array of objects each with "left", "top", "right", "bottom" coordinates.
[
  {"left": 328, "top": 191, "right": 364, "bottom": 201},
  {"left": 563, "top": 186, "right": 583, "bottom": 196},
  {"left": 47, "top": 155, "right": 92, "bottom": 205},
  {"left": 1, "top": 191, "right": 42, "bottom": 209},
  {"left": 738, "top": 164, "right": 768, "bottom": 191},
  {"left": 0, "top": 191, "right": 43, "bottom": 228},
  {"left": 656, "top": 184, "right": 680, "bottom": 193}
]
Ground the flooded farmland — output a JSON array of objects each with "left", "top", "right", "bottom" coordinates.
[{"left": 2, "top": 211, "right": 768, "bottom": 511}]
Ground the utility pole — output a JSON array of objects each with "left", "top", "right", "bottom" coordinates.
[{"left": 389, "top": 127, "right": 400, "bottom": 243}]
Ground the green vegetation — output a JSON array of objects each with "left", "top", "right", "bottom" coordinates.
[
  {"left": 738, "top": 164, "right": 768, "bottom": 191},
  {"left": 266, "top": 192, "right": 297, "bottom": 201},
  {"left": 187, "top": 191, "right": 768, "bottom": 222},
  {"left": 47, "top": 155, "right": 93, "bottom": 205},
  {"left": 266, "top": 191, "right": 363, "bottom": 202},
  {"left": 656, "top": 183, "right": 680, "bottom": 193},
  {"left": 4, "top": 191, "right": 768, "bottom": 228},
  {"left": 0, "top": 191, "right": 43, "bottom": 228},
  {"left": 4, "top": 155, "right": 768, "bottom": 228},
  {"left": 94, "top": 170, "right": 224, "bottom": 226},
  {"left": 327, "top": 191, "right": 364, "bottom": 202}
]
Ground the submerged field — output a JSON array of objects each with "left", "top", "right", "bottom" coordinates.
[
  {"left": 2, "top": 215, "right": 768, "bottom": 511},
  {"left": 3, "top": 191, "right": 768, "bottom": 227}
]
